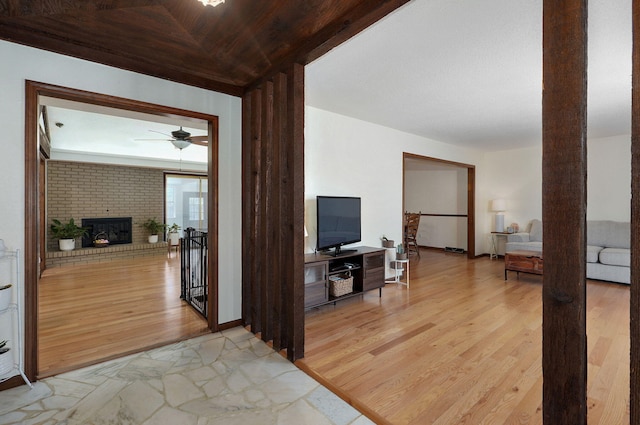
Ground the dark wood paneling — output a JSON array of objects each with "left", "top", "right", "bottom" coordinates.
[
  {"left": 272, "top": 72, "right": 287, "bottom": 351},
  {"left": 631, "top": 0, "right": 640, "bottom": 422},
  {"left": 0, "top": 1, "right": 408, "bottom": 95},
  {"left": 241, "top": 63, "right": 304, "bottom": 361},
  {"left": 260, "top": 81, "right": 274, "bottom": 342},
  {"left": 249, "top": 88, "right": 262, "bottom": 334},
  {"left": 285, "top": 63, "right": 305, "bottom": 361},
  {"left": 241, "top": 92, "right": 253, "bottom": 328},
  {"left": 541, "top": 1, "right": 588, "bottom": 424}
]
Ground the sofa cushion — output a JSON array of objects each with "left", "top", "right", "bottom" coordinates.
[
  {"left": 529, "top": 219, "right": 543, "bottom": 242},
  {"left": 599, "top": 248, "right": 630, "bottom": 267},
  {"left": 586, "top": 245, "right": 603, "bottom": 263},
  {"left": 505, "top": 241, "right": 542, "bottom": 252},
  {"left": 587, "top": 220, "right": 630, "bottom": 249}
]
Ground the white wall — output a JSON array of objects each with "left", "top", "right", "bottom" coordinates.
[
  {"left": 0, "top": 40, "right": 242, "bottom": 325},
  {"left": 483, "top": 134, "right": 631, "bottom": 248},
  {"left": 305, "top": 106, "right": 487, "bottom": 255}
]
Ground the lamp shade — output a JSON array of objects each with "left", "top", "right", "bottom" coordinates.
[{"left": 491, "top": 199, "right": 507, "bottom": 212}]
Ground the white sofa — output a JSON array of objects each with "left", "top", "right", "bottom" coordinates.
[{"left": 505, "top": 219, "right": 630, "bottom": 284}]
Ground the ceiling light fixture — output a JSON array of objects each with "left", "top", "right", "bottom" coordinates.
[
  {"left": 198, "top": 0, "right": 225, "bottom": 6},
  {"left": 171, "top": 139, "right": 191, "bottom": 150}
]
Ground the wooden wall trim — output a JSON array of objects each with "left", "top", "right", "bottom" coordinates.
[
  {"left": 23, "top": 81, "right": 220, "bottom": 384},
  {"left": 631, "top": 0, "right": 640, "bottom": 421},
  {"left": 241, "top": 63, "right": 305, "bottom": 361},
  {"left": 541, "top": 1, "right": 588, "bottom": 423},
  {"left": 401, "top": 152, "right": 476, "bottom": 259}
]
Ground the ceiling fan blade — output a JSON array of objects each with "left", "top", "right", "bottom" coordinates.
[
  {"left": 149, "top": 129, "right": 172, "bottom": 137},
  {"left": 189, "top": 135, "right": 208, "bottom": 142},
  {"left": 190, "top": 139, "right": 207, "bottom": 147}
]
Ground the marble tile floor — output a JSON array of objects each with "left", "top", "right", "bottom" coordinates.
[{"left": 0, "top": 327, "right": 374, "bottom": 425}]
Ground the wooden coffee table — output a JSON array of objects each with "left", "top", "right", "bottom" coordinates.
[{"left": 505, "top": 250, "right": 543, "bottom": 280}]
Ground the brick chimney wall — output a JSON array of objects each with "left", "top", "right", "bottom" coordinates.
[{"left": 47, "top": 161, "right": 165, "bottom": 251}]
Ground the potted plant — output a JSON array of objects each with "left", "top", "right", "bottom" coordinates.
[
  {"left": 0, "top": 340, "right": 12, "bottom": 376},
  {"left": 143, "top": 218, "right": 166, "bottom": 243},
  {"left": 0, "top": 284, "right": 11, "bottom": 312},
  {"left": 50, "top": 218, "right": 88, "bottom": 251},
  {"left": 167, "top": 223, "right": 181, "bottom": 246},
  {"left": 396, "top": 244, "right": 407, "bottom": 260},
  {"left": 381, "top": 235, "right": 395, "bottom": 248}
]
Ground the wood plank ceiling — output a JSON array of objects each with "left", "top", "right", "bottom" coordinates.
[{"left": 0, "top": 0, "right": 410, "bottom": 95}]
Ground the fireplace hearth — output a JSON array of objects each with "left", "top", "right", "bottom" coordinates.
[{"left": 81, "top": 217, "right": 133, "bottom": 248}]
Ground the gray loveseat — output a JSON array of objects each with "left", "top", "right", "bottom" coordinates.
[{"left": 505, "top": 219, "right": 630, "bottom": 284}]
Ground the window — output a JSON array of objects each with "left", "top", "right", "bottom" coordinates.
[{"left": 165, "top": 174, "right": 208, "bottom": 232}]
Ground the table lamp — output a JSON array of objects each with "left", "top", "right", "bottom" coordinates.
[{"left": 491, "top": 199, "right": 506, "bottom": 232}]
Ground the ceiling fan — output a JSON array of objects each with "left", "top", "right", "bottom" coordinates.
[{"left": 137, "top": 126, "right": 208, "bottom": 149}]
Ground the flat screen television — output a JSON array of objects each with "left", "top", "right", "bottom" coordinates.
[{"left": 316, "top": 196, "right": 361, "bottom": 255}]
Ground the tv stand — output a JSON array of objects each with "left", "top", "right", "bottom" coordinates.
[{"left": 304, "top": 246, "right": 386, "bottom": 309}]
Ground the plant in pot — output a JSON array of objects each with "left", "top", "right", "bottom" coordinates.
[
  {"left": 143, "top": 218, "right": 166, "bottom": 243},
  {"left": 167, "top": 223, "right": 181, "bottom": 246},
  {"left": 50, "top": 218, "right": 88, "bottom": 251},
  {"left": 396, "top": 244, "right": 407, "bottom": 260},
  {"left": 381, "top": 235, "right": 395, "bottom": 248},
  {"left": 0, "top": 284, "right": 11, "bottom": 312},
  {"left": 0, "top": 340, "right": 12, "bottom": 376}
]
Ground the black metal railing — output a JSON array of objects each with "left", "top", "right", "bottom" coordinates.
[{"left": 180, "top": 228, "right": 208, "bottom": 318}]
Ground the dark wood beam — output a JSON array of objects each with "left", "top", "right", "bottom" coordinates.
[
  {"left": 542, "top": 1, "right": 588, "bottom": 423},
  {"left": 285, "top": 62, "right": 305, "bottom": 361},
  {"left": 260, "top": 81, "right": 274, "bottom": 342},
  {"left": 241, "top": 63, "right": 304, "bottom": 360}
]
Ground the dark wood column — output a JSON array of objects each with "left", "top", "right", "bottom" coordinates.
[
  {"left": 542, "top": 1, "right": 588, "bottom": 424},
  {"left": 631, "top": 0, "right": 640, "bottom": 422},
  {"left": 242, "top": 63, "right": 305, "bottom": 361}
]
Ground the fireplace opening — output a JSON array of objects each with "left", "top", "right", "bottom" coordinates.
[{"left": 82, "top": 217, "right": 133, "bottom": 248}]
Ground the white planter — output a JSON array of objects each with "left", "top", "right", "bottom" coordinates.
[
  {"left": 0, "top": 350, "right": 13, "bottom": 376},
  {"left": 168, "top": 232, "right": 180, "bottom": 246},
  {"left": 0, "top": 286, "right": 11, "bottom": 312},
  {"left": 59, "top": 239, "right": 75, "bottom": 251},
  {"left": 148, "top": 235, "right": 159, "bottom": 243}
]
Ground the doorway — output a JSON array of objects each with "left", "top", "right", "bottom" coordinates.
[
  {"left": 24, "top": 81, "right": 219, "bottom": 380},
  {"left": 402, "top": 153, "right": 476, "bottom": 259}
]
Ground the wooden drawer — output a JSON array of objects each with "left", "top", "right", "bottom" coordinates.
[{"left": 363, "top": 268, "right": 385, "bottom": 291}]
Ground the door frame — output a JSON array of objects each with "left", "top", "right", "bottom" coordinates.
[
  {"left": 402, "top": 153, "right": 476, "bottom": 259},
  {"left": 23, "top": 80, "right": 219, "bottom": 381}
]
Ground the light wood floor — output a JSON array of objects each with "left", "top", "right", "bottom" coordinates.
[
  {"left": 38, "top": 253, "right": 210, "bottom": 378},
  {"left": 300, "top": 249, "right": 630, "bottom": 425}
]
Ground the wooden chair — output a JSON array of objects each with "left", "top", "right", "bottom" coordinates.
[{"left": 404, "top": 212, "right": 421, "bottom": 258}]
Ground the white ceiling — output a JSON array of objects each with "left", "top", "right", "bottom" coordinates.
[
  {"left": 306, "top": 0, "right": 632, "bottom": 151},
  {"left": 41, "top": 97, "right": 209, "bottom": 165},
  {"left": 43, "top": 0, "right": 632, "bottom": 162}
]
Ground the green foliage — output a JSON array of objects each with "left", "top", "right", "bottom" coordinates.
[
  {"left": 143, "top": 218, "right": 167, "bottom": 235},
  {"left": 167, "top": 223, "right": 181, "bottom": 233},
  {"left": 50, "top": 218, "right": 88, "bottom": 240}
]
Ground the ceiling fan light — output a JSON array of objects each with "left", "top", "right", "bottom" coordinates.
[
  {"left": 198, "top": 0, "right": 225, "bottom": 6},
  {"left": 171, "top": 139, "right": 191, "bottom": 150}
]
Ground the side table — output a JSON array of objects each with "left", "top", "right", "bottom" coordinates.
[
  {"left": 489, "top": 232, "right": 511, "bottom": 260},
  {"left": 386, "top": 259, "right": 410, "bottom": 288}
]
